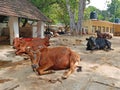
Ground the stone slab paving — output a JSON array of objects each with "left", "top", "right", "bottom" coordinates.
[{"left": 0, "top": 36, "right": 120, "bottom": 90}]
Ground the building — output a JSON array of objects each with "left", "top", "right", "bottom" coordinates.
[
  {"left": 83, "top": 19, "right": 120, "bottom": 36},
  {"left": 113, "top": 23, "right": 120, "bottom": 36},
  {"left": 0, "top": 0, "right": 50, "bottom": 45},
  {"left": 83, "top": 11, "right": 120, "bottom": 36},
  {"left": 83, "top": 19, "right": 113, "bottom": 34}
]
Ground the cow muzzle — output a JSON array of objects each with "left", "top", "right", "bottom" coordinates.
[{"left": 31, "top": 64, "right": 38, "bottom": 72}]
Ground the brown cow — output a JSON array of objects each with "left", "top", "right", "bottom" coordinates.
[
  {"left": 95, "top": 30, "right": 112, "bottom": 39},
  {"left": 13, "top": 38, "right": 33, "bottom": 49},
  {"left": 14, "top": 36, "right": 50, "bottom": 55},
  {"left": 26, "top": 46, "right": 81, "bottom": 79}
]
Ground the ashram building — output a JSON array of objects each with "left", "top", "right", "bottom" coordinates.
[
  {"left": 0, "top": 0, "right": 50, "bottom": 45},
  {"left": 82, "top": 19, "right": 113, "bottom": 34},
  {"left": 83, "top": 19, "right": 120, "bottom": 36},
  {"left": 82, "top": 11, "right": 120, "bottom": 36}
]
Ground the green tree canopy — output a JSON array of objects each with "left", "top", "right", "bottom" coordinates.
[{"left": 107, "top": 0, "right": 120, "bottom": 22}]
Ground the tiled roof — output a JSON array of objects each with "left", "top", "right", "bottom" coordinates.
[{"left": 0, "top": 0, "right": 50, "bottom": 21}]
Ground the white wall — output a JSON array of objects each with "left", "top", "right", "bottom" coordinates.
[
  {"left": 32, "top": 21, "right": 45, "bottom": 38},
  {"left": 8, "top": 16, "right": 19, "bottom": 45}
]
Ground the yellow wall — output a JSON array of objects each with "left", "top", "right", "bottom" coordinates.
[
  {"left": 113, "top": 23, "right": 120, "bottom": 36},
  {"left": 83, "top": 19, "right": 120, "bottom": 36},
  {"left": 114, "top": 24, "right": 120, "bottom": 32}
]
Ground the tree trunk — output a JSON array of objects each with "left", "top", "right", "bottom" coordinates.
[
  {"left": 66, "top": 0, "right": 87, "bottom": 35},
  {"left": 66, "top": 0, "right": 76, "bottom": 35},
  {"left": 77, "top": 0, "right": 86, "bottom": 35}
]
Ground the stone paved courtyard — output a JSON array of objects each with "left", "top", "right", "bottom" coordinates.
[{"left": 0, "top": 35, "right": 120, "bottom": 90}]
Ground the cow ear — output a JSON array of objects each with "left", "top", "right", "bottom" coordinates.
[{"left": 86, "top": 38, "right": 89, "bottom": 40}]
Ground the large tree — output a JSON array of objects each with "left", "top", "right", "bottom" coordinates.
[
  {"left": 66, "top": 0, "right": 90, "bottom": 35},
  {"left": 107, "top": 0, "right": 120, "bottom": 22},
  {"left": 30, "top": 0, "right": 90, "bottom": 35}
]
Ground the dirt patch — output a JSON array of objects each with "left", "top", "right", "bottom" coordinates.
[
  {"left": 50, "top": 36, "right": 83, "bottom": 46},
  {"left": 0, "top": 59, "right": 29, "bottom": 69},
  {"left": 0, "top": 78, "right": 12, "bottom": 83},
  {"left": 0, "top": 61, "right": 12, "bottom": 68}
]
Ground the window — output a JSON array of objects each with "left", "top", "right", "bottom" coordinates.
[
  {"left": 102, "top": 26, "right": 105, "bottom": 32},
  {"left": 98, "top": 26, "right": 101, "bottom": 31},
  {"left": 106, "top": 27, "right": 109, "bottom": 32},
  {"left": 92, "top": 26, "right": 96, "bottom": 33}
]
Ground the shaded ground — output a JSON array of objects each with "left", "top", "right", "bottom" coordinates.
[{"left": 0, "top": 35, "right": 120, "bottom": 90}]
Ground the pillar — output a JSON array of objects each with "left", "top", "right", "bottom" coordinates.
[
  {"left": 8, "top": 16, "right": 19, "bottom": 45},
  {"left": 37, "top": 21, "right": 45, "bottom": 38}
]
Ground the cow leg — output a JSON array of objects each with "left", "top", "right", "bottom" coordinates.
[
  {"left": 28, "top": 52, "right": 34, "bottom": 62},
  {"left": 36, "top": 63, "right": 55, "bottom": 75},
  {"left": 28, "top": 52, "right": 36, "bottom": 72},
  {"left": 15, "top": 49, "right": 22, "bottom": 55},
  {"left": 34, "top": 50, "right": 41, "bottom": 66},
  {"left": 62, "top": 61, "right": 78, "bottom": 79}
]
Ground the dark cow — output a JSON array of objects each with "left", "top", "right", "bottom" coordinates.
[
  {"left": 86, "top": 36, "right": 112, "bottom": 51},
  {"left": 25, "top": 46, "right": 81, "bottom": 79}
]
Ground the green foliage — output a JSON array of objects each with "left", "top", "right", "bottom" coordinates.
[
  {"left": 30, "top": 0, "right": 69, "bottom": 25},
  {"left": 107, "top": 0, "right": 120, "bottom": 22},
  {"left": 29, "top": 0, "right": 82, "bottom": 25},
  {"left": 84, "top": 0, "right": 120, "bottom": 22},
  {"left": 29, "top": 0, "right": 120, "bottom": 25},
  {"left": 84, "top": 6, "right": 104, "bottom": 20}
]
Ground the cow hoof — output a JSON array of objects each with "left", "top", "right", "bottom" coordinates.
[
  {"left": 50, "top": 70, "right": 55, "bottom": 73},
  {"left": 32, "top": 68, "right": 36, "bottom": 72},
  {"left": 110, "top": 48, "right": 114, "bottom": 50},
  {"left": 46, "top": 70, "right": 55, "bottom": 74},
  {"left": 61, "top": 76, "right": 67, "bottom": 79},
  {"left": 77, "top": 66, "right": 82, "bottom": 72}
]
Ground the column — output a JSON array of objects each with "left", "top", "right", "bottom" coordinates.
[
  {"left": 8, "top": 16, "right": 19, "bottom": 45},
  {"left": 37, "top": 21, "right": 45, "bottom": 38}
]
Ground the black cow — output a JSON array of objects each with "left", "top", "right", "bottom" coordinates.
[{"left": 86, "top": 36, "right": 112, "bottom": 51}]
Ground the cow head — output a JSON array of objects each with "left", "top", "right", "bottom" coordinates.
[
  {"left": 86, "top": 36, "right": 97, "bottom": 50},
  {"left": 25, "top": 45, "right": 44, "bottom": 72},
  {"left": 13, "top": 38, "right": 21, "bottom": 49},
  {"left": 26, "top": 46, "right": 39, "bottom": 71}
]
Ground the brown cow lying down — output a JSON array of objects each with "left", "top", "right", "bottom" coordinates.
[
  {"left": 25, "top": 46, "right": 81, "bottom": 79},
  {"left": 95, "top": 30, "right": 112, "bottom": 39},
  {"left": 13, "top": 38, "right": 33, "bottom": 49},
  {"left": 13, "top": 36, "right": 50, "bottom": 55}
]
